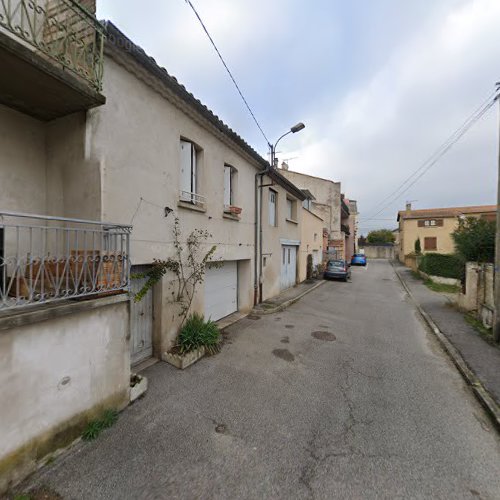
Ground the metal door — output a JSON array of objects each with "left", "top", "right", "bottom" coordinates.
[{"left": 130, "top": 265, "right": 154, "bottom": 365}]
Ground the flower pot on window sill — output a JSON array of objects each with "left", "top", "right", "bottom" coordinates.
[{"left": 225, "top": 206, "right": 242, "bottom": 215}]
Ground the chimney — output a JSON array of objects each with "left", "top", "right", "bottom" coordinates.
[
  {"left": 281, "top": 161, "right": 289, "bottom": 171},
  {"left": 405, "top": 202, "right": 412, "bottom": 212}
]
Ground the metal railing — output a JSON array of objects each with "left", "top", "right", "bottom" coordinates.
[
  {"left": 0, "top": 211, "right": 131, "bottom": 311},
  {"left": 0, "top": 0, "right": 105, "bottom": 91},
  {"left": 179, "top": 190, "right": 206, "bottom": 208}
]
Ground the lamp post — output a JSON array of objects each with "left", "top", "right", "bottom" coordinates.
[{"left": 269, "top": 122, "right": 305, "bottom": 169}]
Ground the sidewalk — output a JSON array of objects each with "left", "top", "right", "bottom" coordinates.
[
  {"left": 252, "top": 279, "right": 325, "bottom": 315},
  {"left": 393, "top": 262, "right": 500, "bottom": 426}
]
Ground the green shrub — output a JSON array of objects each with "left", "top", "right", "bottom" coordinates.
[
  {"left": 177, "top": 312, "right": 221, "bottom": 354},
  {"left": 418, "top": 253, "right": 464, "bottom": 280}
]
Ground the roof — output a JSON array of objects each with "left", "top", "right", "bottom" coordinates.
[
  {"left": 103, "top": 22, "right": 269, "bottom": 171},
  {"left": 279, "top": 168, "right": 340, "bottom": 185},
  {"left": 397, "top": 205, "right": 497, "bottom": 221},
  {"left": 266, "top": 168, "right": 306, "bottom": 200},
  {"left": 301, "top": 189, "right": 316, "bottom": 200}
]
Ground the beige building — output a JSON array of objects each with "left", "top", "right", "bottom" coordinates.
[
  {"left": 279, "top": 165, "right": 342, "bottom": 258},
  {"left": 397, "top": 203, "right": 497, "bottom": 261}
]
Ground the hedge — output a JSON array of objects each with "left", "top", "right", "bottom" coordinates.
[{"left": 418, "top": 253, "right": 464, "bottom": 280}]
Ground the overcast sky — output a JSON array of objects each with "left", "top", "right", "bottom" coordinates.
[{"left": 97, "top": 0, "right": 500, "bottom": 234}]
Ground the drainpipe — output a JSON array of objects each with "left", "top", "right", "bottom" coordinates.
[{"left": 254, "top": 169, "right": 266, "bottom": 305}]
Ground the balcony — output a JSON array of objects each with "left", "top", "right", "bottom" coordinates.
[
  {"left": 341, "top": 223, "right": 350, "bottom": 236},
  {"left": 0, "top": 0, "right": 105, "bottom": 120},
  {"left": 0, "top": 211, "right": 131, "bottom": 312}
]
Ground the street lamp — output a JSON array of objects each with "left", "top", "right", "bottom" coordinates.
[{"left": 269, "top": 122, "right": 305, "bottom": 168}]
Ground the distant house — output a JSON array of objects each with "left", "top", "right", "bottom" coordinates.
[{"left": 397, "top": 203, "right": 496, "bottom": 261}]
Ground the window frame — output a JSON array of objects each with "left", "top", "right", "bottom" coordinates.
[
  {"left": 180, "top": 139, "right": 200, "bottom": 203},
  {"left": 424, "top": 236, "right": 437, "bottom": 251},
  {"left": 269, "top": 189, "right": 277, "bottom": 227}
]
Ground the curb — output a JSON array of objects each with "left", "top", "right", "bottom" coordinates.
[
  {"left": 392, "top": 263, "right": 500, "bottom": 431},
  {"left": 252, "top": 280, "right": 326, "bottom": 316}
]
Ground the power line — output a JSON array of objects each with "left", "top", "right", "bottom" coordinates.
[
  {"left": 184, "top": 0, "right": 270, "bottom": 146},
  {"left": 361, "top": 89, "right": 499, "bottom": 221}
]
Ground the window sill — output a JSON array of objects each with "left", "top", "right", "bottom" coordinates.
[
  {"left": 286, "top": 218, "right": 298, "bottom": 225},
  {"left": 223, "top": 212, "right": 240, "bottom": 221},
  {"left": 177, "top": 200, "right": 206, "bottom": 213}
]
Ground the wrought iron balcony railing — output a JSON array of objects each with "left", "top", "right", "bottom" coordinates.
[
  {"left": 0, "top": 0, "right": 105, "bottom": 91},
  {"left": 0, "top": 211, "right": 131, "bottom": 311}
]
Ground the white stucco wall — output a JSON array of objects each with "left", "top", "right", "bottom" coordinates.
[
  {"left": 86, "top": 56, "right": 260, "bottom": 349},
  {"left": 0, "top": 299, "right": 130, "bottom": 492},
  {"left": 299, "top": 208, "right": 324, "bottom": 282},
  {"left": 261, "top": 178, "right": 302, "bottom": 301}
]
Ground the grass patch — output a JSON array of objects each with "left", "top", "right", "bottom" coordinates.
[
  {"left": 465, "top": 313, "right": 496, "bottom": 346},
  {"left": 82, "top": 409, "right": 118, "bottom": 441},
  {"left": 423, "top": 279, "right": 460, "bottom": 294}
]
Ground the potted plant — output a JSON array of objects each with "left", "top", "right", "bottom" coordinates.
[
  {"left": 224, "top": 205, "right": 242, "bottom": 215},
  {"left": 163, "top": 312, "right": 221, "bottom": 369}
]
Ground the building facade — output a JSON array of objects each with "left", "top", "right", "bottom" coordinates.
[{"left": 397, "top": 203, "right": 497, "bottom": 261}]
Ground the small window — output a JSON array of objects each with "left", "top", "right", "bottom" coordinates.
[
  {"left": 180, "top": 139, "right": 199, "bottom": 203},
  {"left": 224, "top": 165, "right": 236, "bottom": 207},
  {"left": 263, "top": 257, "right": 267, "bottom": 267},
  {"left": 286, "top": 198, "right": 297, "bottom": 221},
  {"left": 269, "top": 190, "right": 277, "bottom": 226},
  {"left": 424, "top": 237, "right": 437, "bottom": 250},
  {"left": 314, "top": 233, "right": 318, "bottom": 242},
  {"left": 302, "top": 198, "right": 311, "bottom": 210}
]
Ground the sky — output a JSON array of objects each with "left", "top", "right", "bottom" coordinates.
[{"left": 97, "top": 0, "right": 500, "bottom": 235}]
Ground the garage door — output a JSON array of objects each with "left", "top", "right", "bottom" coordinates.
[{"left": 205, "top": 261, "right": 238, "bottom": 321}]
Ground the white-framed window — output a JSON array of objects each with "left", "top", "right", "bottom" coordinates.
[
  {"left": 180, "top": 139, "right": 199, "bottom": 203},
  {"left": 224, "top": 165, "right": 236, "bottom": 207},
  {"left": 269, "top": 189, "right": 277, "bottom": 226},
  {"left": 286, "top": 197, "right": 297, "bottom": 221},
  {"left": 302, "top": 198, "right": 311, "bottom": 210}
]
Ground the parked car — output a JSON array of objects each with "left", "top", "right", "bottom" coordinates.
[
  {"left": 351, "top": 254, "right": 367, "bottom": 266},
  {"left": 324, "top": 259, "right": 351, "bottom": 282}
]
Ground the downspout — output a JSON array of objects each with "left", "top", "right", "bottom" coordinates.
[{"left": 254, "top": 169, "right": 266, "bottom": 305}]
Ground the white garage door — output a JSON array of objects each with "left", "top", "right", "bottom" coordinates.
[{"left": 205, "top": 261, "right": 238, "bottom": 321}]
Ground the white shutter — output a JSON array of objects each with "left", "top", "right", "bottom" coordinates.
[
  {"left": 224, "top": 166, "right": 231, "bottom": 206},
  {"left": 180, "top": 140, "right": 192, "bottom": 200},
  {"left": 191, "top": 143, "right": 196, "bottom": 197}
]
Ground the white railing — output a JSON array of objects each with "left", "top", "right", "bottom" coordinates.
[
  {"left": 179, "top": 190, "right": 206, "bottom": 207},
  {"left": 0, "top": 211, "right": 131, "bottom": 311}
]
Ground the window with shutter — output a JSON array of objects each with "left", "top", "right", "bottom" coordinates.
[
  {"left": 269, "top": 190, "right": 277, "bottom": 226},
  {"left": 224, "top": 165, "right": 232, "bottom": 207},
  {"left": 424, "top": 237, "right": 437, "bottom": 250},
  {"left": 179, "top": 139, "right": 199, "bottom": 203}
]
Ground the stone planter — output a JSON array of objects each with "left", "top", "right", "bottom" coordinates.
[
  {"left": 130, "top": 374, "right": 148, "bottom": 402},
  {"left": 163, "top": 346, "right": 206, "bottom": 370}
]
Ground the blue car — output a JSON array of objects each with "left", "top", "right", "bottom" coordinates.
[{"left": 351, "top": 254, "right": 367, "bottom": 266}]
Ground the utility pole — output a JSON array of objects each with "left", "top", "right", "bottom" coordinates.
[{"left": 494, "top": 82, "right": 500, "bottom": 343}]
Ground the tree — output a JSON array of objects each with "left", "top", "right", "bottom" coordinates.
[
  {"left": 367, "top": 229, "right": 395, "bottom": 244},
  {"left": 452, "top": 216, "right": 495, "bottom": 262},
  {"left": 414, "top": 237, "right": 421, "bottom": 255}
]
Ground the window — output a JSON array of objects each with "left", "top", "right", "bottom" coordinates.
[
  {"left": 419, "top": 219, "right": 443, "bottom": 227},
  {"left": 286, "top": 197, "right": 297, "bottom": 221},
  {"left": 224, "top": 165, "right": 236, "bottom": 207},
  {"left": 302, "top": 198, "right": 311, "bottom": 210},
  {"left": 180, "top": 139, "right": 199, "bottom": 203},
  {"left": 269, "top": 190, "right": 277, "bottom": 226},
  {"left": 424, "top": 237, "right": 437, "bottom": 250}
]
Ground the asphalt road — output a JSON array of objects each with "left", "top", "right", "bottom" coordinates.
[{"left": 25, "top": 260, "right": 500, "bottom": 499}]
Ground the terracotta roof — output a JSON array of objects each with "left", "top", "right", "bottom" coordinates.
[{"left": 397, "top": 205, "right": 497, "bottom": 221}]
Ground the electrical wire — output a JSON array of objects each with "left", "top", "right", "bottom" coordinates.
[
  {"left": 361, "top": 90, "right": 499, "bottom": 222},
  {"left": 184, "top": 0, "right": 270, "bottom": 146}
]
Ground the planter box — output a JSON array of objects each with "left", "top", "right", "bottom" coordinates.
[
  {"left": 163, "top": 346, "right": 206, "bottom": 370},
  {"left": 130, "top": 374, "right": 148, "bottom": 402},
  {"left": 224, "top": 206, "right": 242, "bottom": 215}
]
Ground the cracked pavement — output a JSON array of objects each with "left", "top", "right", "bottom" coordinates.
[{"left": 23, "top": 260, "right": 500, "bottom": 499}]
